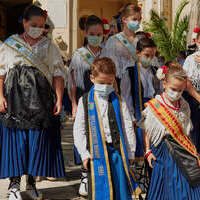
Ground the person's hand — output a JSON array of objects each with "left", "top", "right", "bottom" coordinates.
[
  {"left": 0, "top": 96, "right": 7, "bottom": 113},
  {"left": 72, "top": 102, "right": 77, "bottom": 119},
  {"left": 83, "top": 158, "right": 90, "bottom": 171},
  {"left": 147, "top": 153, "right": 156, "bottom": 168},
  {"left": 53, "top": 99, "right": 62, "bottom": 115}
]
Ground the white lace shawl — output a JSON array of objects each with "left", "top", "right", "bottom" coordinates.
[
  {"left": 0, "top": 34, "right": 65, "bottom": 84},
  {"left": 101, "top": 33, "right": 137, "bottom": 78}
]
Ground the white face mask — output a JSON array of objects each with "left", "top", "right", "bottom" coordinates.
[
  {"left": 94, "top": 84, "right": 115, "bottom": 97},
  {"left": 166, "top": 88, "right": 183, "bottom": 101},
  {"left": 27, "top": 26, "right": 44, "bottom": 39}
]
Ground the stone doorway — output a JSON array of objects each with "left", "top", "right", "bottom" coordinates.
[{"left": 0, "top": 0, "right": 32, "bottom": 41}]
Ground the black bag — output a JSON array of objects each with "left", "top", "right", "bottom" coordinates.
[{"left": 164, "top": 135, "right": 200, "bottom": 187}]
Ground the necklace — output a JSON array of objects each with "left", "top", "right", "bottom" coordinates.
[
  {"left": 161, "top": 94, "right": 181, "bottom": 111},
  {"left": 87, "top": 45, "right": 101, "bottom": 58}
]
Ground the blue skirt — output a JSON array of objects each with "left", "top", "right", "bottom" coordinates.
[
  {"left": 0, "top": 121, "right": 65, "bottom": 179},
  {"left": 107, "top": 145, "right": 132, "bottom": 200},
  {"left": 147, "top": 141, "right": 200, "bottom": 200}
]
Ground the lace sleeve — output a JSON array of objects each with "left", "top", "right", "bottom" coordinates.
[{"left": 0, "top": 44, "right": 8, "bottom": 76}]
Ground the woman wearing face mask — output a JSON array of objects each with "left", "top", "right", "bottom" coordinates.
[
  {"left": 122, "top": 38, "right": 161, "bottom": 165},
  {"left": 0, "top": 5, "right": 65, "bottom": 200},
  {"left": 68, "top": 15, "right": 104, "bottom": 197},
  {"left": 142, "top": 63, "right": 200, "bottom": 200},
  {"left": 101, "top": 4, "right": 142, "bottom": 91}
]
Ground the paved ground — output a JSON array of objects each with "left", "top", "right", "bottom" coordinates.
[{"left": 0, "top": 120, "right": 86, "bottom": 200}]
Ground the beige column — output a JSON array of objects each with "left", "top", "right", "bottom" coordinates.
[
  {"left": 72, "top": 0, "right": 79, "bottom": 53},
  {"left": 187, "top": 0, "right": 200, "bottom": 44}
]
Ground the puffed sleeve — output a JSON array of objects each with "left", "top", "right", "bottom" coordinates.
[
  {"left": 49, "top": 43, "right": 65, "bottom": 79},
  {"left": 0, "top": 44, "right": 8, "bottom": 76},
  {"left": 183, "top": 55, "right": 196, "bottom": 80}
]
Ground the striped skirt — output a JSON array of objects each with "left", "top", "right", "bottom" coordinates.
[
  {"left": 0, "top": 118, "right": 65, "bottom": 179},
  {"left": 147, "top": 141, "right": 200, "bottom": 200}
]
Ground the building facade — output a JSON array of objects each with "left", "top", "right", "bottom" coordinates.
[{"left": 0, "top": 0, "right": 198, "bottom": 57}]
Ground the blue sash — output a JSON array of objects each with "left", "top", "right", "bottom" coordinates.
[
  {"left": 88, "top": 88, "right": 141, "bottom": 199},
  {"left": 115, "top": 33, "right": 137, "bottom": 60},
  {"left": 77, "top": 47, "right": 95, "bottom": 66},
  {"left": 133, "top": 62, "right": 145, "bottom": 159},
  {"left": 4, "top": 36, "right": 52, "bottom": 84}
]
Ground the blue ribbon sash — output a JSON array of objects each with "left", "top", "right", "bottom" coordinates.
[
  {"left": 133, "top": 62, "right": 145, "bottom": 159},
  {"left": 77, "top": 47, "right": 96, "bottom": 66},
  {"left": 115, "top": 33, "right": 137, "bottom": 60},
  {"left": 4, "top": 36, "right": 52, "bottom": 84},
  {"left": 88, "top": 88, "right": 141, "bottom": 199}
]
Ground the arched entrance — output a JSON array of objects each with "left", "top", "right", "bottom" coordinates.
[{"left": 0, "top": 0, "right": 32, "bottom": 41}]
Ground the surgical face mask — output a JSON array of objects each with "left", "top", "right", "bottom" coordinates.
[
  {"left": 127, "top": 20, "right": 140, "bottom": 31},
  {"left": 140, "top": 57, "right": 152, "bottom": 67},
  {"left": 27, "top": 26, "right": 44, "bottom": 39},
  {"left": 87, "top": 35, "right": 103, "bottom": 47},
  {"left": 166, "top": 88, "right": 183, "bottom": 101},
  {"left": 94, "top": 84, "right": 115, "bottom": 97}
]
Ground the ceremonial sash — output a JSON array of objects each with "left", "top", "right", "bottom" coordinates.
[
  {"left": 77, "top": 47, "right": 95, "bottom": 66},
  {"left": 4, "top": 36, "right": 52, "bottom": 84},
  {"left": 115, "top": 33, "right": 137, "bottom": 60},
  {"left": 146, "top": 99, "right": 200, "bottom": 161},
  {"left": 88, "top": 88, "right": 141, "bottom": 200},
  {"left": 133, "top": 62, "right": 145, "bottom": 159}
]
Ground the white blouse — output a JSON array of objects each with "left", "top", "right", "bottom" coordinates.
[
  {"left": 73, "top": 92, "right": 136, "bottom": 161},
  {"left": 183, "top": 52, "right": 200, "bottom": 91},
  {"left": 0, "top": 34, "right": 65, "bottom": 84},
  {"left": 141, "top": 95, "right": 193, "bottom": 146}
]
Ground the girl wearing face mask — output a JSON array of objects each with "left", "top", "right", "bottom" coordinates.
[
  {"left": 68, "top": 15, "right": 103, "bottom": 119},
  {"left": 121, "top": 38, "right": 161, "bottom": 168},
  {"left": 0, "top": 5, "right": 66, "bottom": 200},
  {"left": 68, "top": 15, "right": 104, "bottom": 197},
  {"left": 142, "top": 63, "right": 200, "bottom": 199},
  {"left": 101, "top": 4, "right": 142, "bottom": 91}
]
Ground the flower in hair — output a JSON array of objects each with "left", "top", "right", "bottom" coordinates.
[
  {"left": 145, "top": 32, "right": 151, "bottom": 38},
  {"left": 156, "top": 66, "right": 169, "bottom": 80},
  {"left": 192, "top": 27, "right": 200, "bottom": 42},
  {"left": 43, "top": 9, "right": 48, "bottom": 19}
]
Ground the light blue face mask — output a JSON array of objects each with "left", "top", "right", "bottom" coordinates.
[
  {"left": 94, "top": 84, "right": 115, "bottom": 96},
  {"left": 127, "top": 20, "right": 140, "bottom": 31},
  {"left": 140, "top": 57, "right": 152, "bottom": 67},
  {"left": 88, "top": 35, "right": 103, "bottom": 47}
]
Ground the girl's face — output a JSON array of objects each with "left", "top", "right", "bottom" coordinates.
[
  {"left": 23, "top": 16, "right": 46, "bottom": 33},
  {"left": 86, "top": 24, "right": 104, "bottom": 47},
  {"left": 163, "top": 77, "right": 186, "bottom": 102},
  {"left": 137, "top": 47, "right": 155, "bottom": 67},
  {"left": 123, "top": 13, "right": 141, "bottom": 25},
  {"left": 86, "top": 24, "right": 104, "bottom": 37}
]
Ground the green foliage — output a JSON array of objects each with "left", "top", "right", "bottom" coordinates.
[{"left": 144, "top": 0, "right": 189, "bottom": 61}]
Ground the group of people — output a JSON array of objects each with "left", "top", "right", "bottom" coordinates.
[
  {"left": 71, "top": 3, "right": 200, "bottom": 200},
  {"left": 1, "top": 2, "right": 200, "bottom": 200}
]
